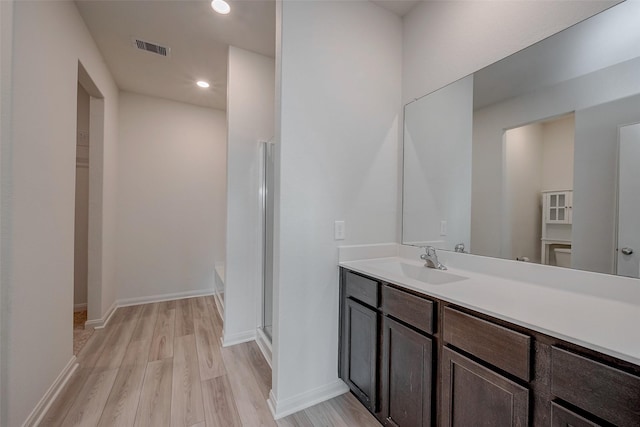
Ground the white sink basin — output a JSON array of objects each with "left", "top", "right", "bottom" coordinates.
[{"left": 372, "top": 261, "right": 468, "bottom": 285}]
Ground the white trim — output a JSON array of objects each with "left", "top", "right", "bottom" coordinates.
[
  {"left": 213, "top": 291, "right": 224, "bottom": 318},
  {"left": 221, "top": 330, "right": 256, "bottom": 347},
  {"left": 267, "top": 380, "right": 349, "bottom": 419},
  {"left": 22, "top": 357, "right": 78, "bottom": 427},
  {"left": 117, "top": 289, "right": 215, "bottom": 308},
  {"left": 255, "top": 328, "right": 272, "bottom": 368},
  {"left": 73, "top": 303, "right": 87, "bottom": 312},
  {"left": 85, "top": 300, "right": 117, "bottom": 330}
]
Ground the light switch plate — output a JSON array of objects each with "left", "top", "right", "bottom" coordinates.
[
  {"left": 334, "top": 220, "right": 346, "bottom": 240},
  {"left": 440, "top": 220, "right": 447, "bottom": 236}
]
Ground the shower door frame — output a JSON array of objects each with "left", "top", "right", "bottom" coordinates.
[{"left": 257, "top": 141, "right": 275, "bottom": 362}]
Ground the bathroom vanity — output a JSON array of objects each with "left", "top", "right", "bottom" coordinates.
[{"left": 338, "top": 255, "right": 640, "bottom": 427}]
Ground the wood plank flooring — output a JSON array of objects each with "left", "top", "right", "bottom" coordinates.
[{"left": 42, "top": 296, "right": 380, "bottom": 426}]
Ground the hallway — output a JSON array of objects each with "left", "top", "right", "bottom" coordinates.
[{"left": 41, "top": 296, "right": 379, "bottom": 426}]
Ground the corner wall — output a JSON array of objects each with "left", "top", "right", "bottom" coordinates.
[
  {"left": 402, "top": 76, "right": 473, "bottom": 250},
  {"left": 3, "top": 1, "right": 119, "bottom": 425},
  {"left": 504, "top": 123, "right": 544, "bottom": 262},
  {"left": 116, "top": 92, "right": 226, "bottom": 302},
  {"left": 271, "top": 0, "right": 401, "bottom": 416}
]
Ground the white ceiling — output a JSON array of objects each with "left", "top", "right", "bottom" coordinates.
[
  {"left": 76, "top": 0, "right": 419, "bottom": 111},
  {"left": 76, "top": 0, "right": 276, "bottom": 110}
]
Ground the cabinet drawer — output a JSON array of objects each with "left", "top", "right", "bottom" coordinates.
[
  {"left": 551, "top": 402, "right": 601, "bottom": 427},
  {"left": 443, "top": 307, "right": 531, "bottom": 381},
  {"left": 381, "top": 285, "right": 434, "bottom": 334},
  {"left": 345, "top": 271, "right": 379, "bottom": 307},
  {"left": 551, "top": 347, "right": 640, "bottom": 427}
]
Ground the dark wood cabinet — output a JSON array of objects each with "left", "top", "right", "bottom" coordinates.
[
  {"left": 380, "top": 316, "right": 433, "bottom": 427},
  {"left": 441, "top": 347, "right": 529, "bottom": 427},
  {"left": 342, "top": 297, "right": 379, "bottom": 412},
  {"left": 381, "top": 285, "right": 434, "bottom": 334},
  {"left": 442, "top": 307, "right": 531, "bottom": 381},
  {"left": 339, "top": 267, "right": 640, "bottom": 427},
  {"left": 550, "top": 402, "right": 601, "bottom": 427},
  {"left": 551, "top": 346, "right": 640, "bottom": 427}
]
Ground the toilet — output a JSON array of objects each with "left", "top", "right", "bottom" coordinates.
[{"left": 554, "top": 248, "right": 572, "bottom": 268}]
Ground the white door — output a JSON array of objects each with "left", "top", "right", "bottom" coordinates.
[{"left": 617, "top": 123, "right": 640, "bottom": 278}]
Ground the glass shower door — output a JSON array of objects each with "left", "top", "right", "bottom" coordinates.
[{"left": 262, "top": 142, "right": 275, "bottom": 341}]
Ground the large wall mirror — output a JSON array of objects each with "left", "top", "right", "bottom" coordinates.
[{"left": 402, "top": 1, "right": 640, "bottom": 278}]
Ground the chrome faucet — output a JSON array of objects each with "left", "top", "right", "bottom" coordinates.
[{"left": 420, "top": 246, "right": 447, "bottom": 270}]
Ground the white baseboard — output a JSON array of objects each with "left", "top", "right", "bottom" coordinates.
[
  {"left": 73, "top": 303, "right": 87, "bottom": 312},
  {"left": 22, "top": 356, "right": 78, "bottom": 427},
  {"left": 255, "top": 328, "right": 272, "bottom": 368},
  {"left": 85, "top": 290, "right": 215, "bottom": 329},
  {"left": 222, "top": 330, "right": 256, "bottom": 347},
  {"left": 267, "top": 379, "right": 349, "bottom": 419},
  {"left": 117, "top": 289, "right": 215, "bottom": 307},
  {"left": 85, "top": 300, "right": 117, "bottom": 330},
  {"left": 85, "top": 289, "right": 216, "bottom": 330}
]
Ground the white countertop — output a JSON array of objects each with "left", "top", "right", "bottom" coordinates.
[{"left": 340, "top": 256, "right": 640, "bottom": 366}]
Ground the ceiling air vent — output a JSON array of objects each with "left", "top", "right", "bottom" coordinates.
[{"left": 131, "top": 37, "right": 170, "bottom": 57}]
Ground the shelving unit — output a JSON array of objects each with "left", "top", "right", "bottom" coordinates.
[{"left": 541, "top": 190, "right": 572, "bottom": 265}]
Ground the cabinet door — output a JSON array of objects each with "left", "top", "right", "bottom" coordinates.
[
  {"left": 342, "top": 298, "right": 379, "bottom": 412},
  {"left": 380, "top": 316, "right": 433, "bottom": 427},
  {"left": 546, "top": 191, "right": 572, "bottom": 224},
  {"left": 441, "top": 347, "right": 529, "bottom": 427}
]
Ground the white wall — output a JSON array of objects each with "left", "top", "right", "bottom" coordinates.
[
  {"left": 3, "top": 1, "right": 119, "bottom": 425},
  {"left": 574, "top": 93, "right": 640, "bottom": 274},
  {"left": 502, "top": 115, "right": 574, "bottom": 263},
  {"left": 542, "top": 115, "right": 574, "bottom": 191},
  {"left": 402, "top": 0, "right": 617, "bottom": 103},
  {"left": 0, "top": 1, "right": 13, "bottom": 425},
  {"left": 403, "top": 76, "right": 473, "bottom": 250},
  {"left": 116, "top": 92, "right": 226, "bottom": 301},
  {"left": 504, "top": 124, "right": 543, "bottom": 262},
  {"left": 224, "top": 46, "right": 275, "bottom": 343},
  {"left": 272, "top": 0, "right": 401, "bottom": 416}
]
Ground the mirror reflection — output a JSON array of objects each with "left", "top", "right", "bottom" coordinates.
[{"left": 402, "top": 1, "right": 640, "bottom": 278}]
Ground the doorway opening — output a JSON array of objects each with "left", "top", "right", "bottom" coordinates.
[
  {"left": 73, "top": 80, "right": 92, "bottom": 354},
  {"left": 73, "top": 61, "right": 105, "bottom": 353},
  {"left": 502, "top": 113, "right": 575, "bottom": 267}
]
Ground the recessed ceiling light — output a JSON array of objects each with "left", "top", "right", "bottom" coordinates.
[
  {"left": 211, "top": 0, "right": 230, "bottom": 15},
  {"left": 197, "top": 81, "right": 210, "bottom": 88}
]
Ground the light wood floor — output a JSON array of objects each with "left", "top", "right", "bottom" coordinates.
[{"left": 42, "top": 296, "right": 380, "bottom": 427}]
